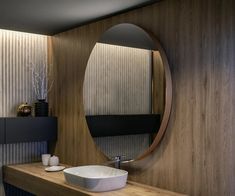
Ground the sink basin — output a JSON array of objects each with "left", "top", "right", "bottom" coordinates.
[{"left": 63, "top": 165, "right": 128, "bottom": 192}]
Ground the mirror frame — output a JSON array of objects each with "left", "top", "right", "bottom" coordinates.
[
  {"left": 135, "top": 31, "right": 172, "bottom": 160},
  {"left": 84, "top": 23, "right": 172, "bottom": 161}
]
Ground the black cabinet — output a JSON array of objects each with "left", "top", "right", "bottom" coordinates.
[
  {"left": 86, "top": 114, "right": 160, "bottom": 137},
  {"left": 0, "top": 117, "right": 57, "bottom": 144},
  {"left": 0, "top": 119, "right": 4, "bottom": 144}
]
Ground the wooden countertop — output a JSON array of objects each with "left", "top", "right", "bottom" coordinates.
[{"left": 3, "top": 163, "right": 186, "bottom": 196}]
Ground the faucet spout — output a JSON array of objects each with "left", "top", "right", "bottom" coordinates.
[
  {"left": 104, "top": 156, "right": 134, "bottom": 169},
  {"left": 114, "top": 156, "right": 121, "bottom": 169},
  {"left": 104, "top": 156, "right": 121, "bottom": 169}
]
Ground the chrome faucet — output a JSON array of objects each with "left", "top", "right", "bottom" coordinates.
[
  {"left": 114, "top": 156, "right": 121, "bottom": 169},
  {"left": 104, "top": 156, "right": 134, "bottom": 169}
]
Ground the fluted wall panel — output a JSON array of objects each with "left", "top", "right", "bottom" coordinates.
[
  {"left": 84, "top": 43, "right": 152, "bottom": 115},
  {"left": 0, "top": 29, "right": 48, "bottom": 196},
  {"left": 83, "top": 43, "right": 152, "bottom": 159}
]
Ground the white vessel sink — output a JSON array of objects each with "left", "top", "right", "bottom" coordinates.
[{"left": 63, "top": 165, "right": 128, "bottom": 192}]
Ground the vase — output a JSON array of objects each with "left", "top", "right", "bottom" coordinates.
[
  {"left": 17, "top": 103, "right": 32, "bottom": 117},
  {"left": 35, "top": 99, "right": 48, "bottom": 116}
]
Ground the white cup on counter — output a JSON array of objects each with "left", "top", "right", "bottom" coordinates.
[
  {"left": 41, "top": 154, "right": 51, "bottom": 166},
  {"left": 49, "top": 155, "right": 59, "bottom": 166}
]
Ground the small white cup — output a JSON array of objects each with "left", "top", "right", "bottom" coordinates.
[
  {"left": 49, "top": 155, "right": 59, "bottom": 166},
  {"left": 42, "top": 154, "right": 51, "bottom": 166}
]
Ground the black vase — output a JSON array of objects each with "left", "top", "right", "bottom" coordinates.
[{"left": 35, "top": 99, "right": 48, "bottom": 116}]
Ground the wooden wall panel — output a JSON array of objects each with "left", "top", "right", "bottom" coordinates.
[
  {"left": 152, "top": 51, "right": 165, "bottom": 117},
  {"left": 49, "top": 0, "right": 235, "bottom": 195}
]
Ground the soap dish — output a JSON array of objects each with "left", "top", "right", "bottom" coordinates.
[{"left": 45, "top": 166, "right": 65, "bottom": 172}]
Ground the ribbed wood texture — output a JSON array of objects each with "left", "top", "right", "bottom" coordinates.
[
  {"left": 50, "top": 0, "right": 235, "bottom": 195},
  {"left": 83, "top": 43, "right": 152, "bottom": 159},
  {"left": 0, "top": 29, "right": 48, "bottom": 196},
  {"left": 94, "top": 134, "right": 150, "bottom": 160},
  {"left": 84, "top": 43, "right": 152, "bottom": 115}
]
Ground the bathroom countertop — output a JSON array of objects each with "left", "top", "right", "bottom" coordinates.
[{"left": 3, "top": 163, "right": 186, "bottom": 196}]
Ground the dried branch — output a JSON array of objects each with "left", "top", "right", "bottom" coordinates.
[{"left": 26, "top": 62, "right": 54, "bottom": 100}]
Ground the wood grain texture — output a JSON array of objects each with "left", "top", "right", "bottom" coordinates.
[
  {"left": 135, "top": 35, "right": 172, "bottom": 160},
  {"left": 3, "top": 163, "right": 186, "bottom": 196},
  {"left": 152, "top": 51, "right": 165, "bottom": 116},
  {"left": 49, "top": 0, "right": 235, "bottom": 195}
]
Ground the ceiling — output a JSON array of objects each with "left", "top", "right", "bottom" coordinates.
[{"left": 0, "top": 0, "right": 159, "bottom": 35}]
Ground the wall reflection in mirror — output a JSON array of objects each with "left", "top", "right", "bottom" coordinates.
[{"left": 83, "top": 24, "right": 168, "bottom": 161}]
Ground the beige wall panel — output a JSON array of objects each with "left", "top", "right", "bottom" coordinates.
[{"left": 0, "top": 29, "right": 48, "bottom": 196}]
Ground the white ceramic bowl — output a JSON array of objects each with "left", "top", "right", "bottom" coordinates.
[{"left": 64, "top": 165, "right": 128, "bottom": 192}]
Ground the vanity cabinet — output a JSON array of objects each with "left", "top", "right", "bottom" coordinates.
[
  {"left": 0, "top": 117, "right": 57, "bottom": 144},
  {"left": 3, "top": 163, "right": 187, "bottom": 196}
]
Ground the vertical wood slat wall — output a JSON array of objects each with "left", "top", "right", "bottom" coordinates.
[
  {"left": 50, "top": 0, "right": 235, "bottom": 195},
  {"left": 0, "top": 29, "right": 48, "bottom": 196}
]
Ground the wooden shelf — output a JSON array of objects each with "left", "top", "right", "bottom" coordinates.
[
  {"left": 3, "top": 163, "right": 187, "bottom": 196},
  {"left": 0, "top": 117, "right": 57, "bottom": 144}
]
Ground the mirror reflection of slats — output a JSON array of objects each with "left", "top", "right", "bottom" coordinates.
[
  {"left": 84, "top": 43, "right": 152, "bottom": 115},
  {"left": 83, "top": 43, "right": 155, "bottom": 159}
]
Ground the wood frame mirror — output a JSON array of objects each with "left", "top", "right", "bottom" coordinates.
[{"left": 83, "top": 23, "right": 172, "bottom": 161}]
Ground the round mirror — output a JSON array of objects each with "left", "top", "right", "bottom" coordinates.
[{"left": 83, "top": 23, "right": 172, "bottom": 161}]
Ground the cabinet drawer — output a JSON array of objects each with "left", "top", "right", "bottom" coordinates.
[{"left": 5, "top": 117, "right": 57, "bottom": 144}]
